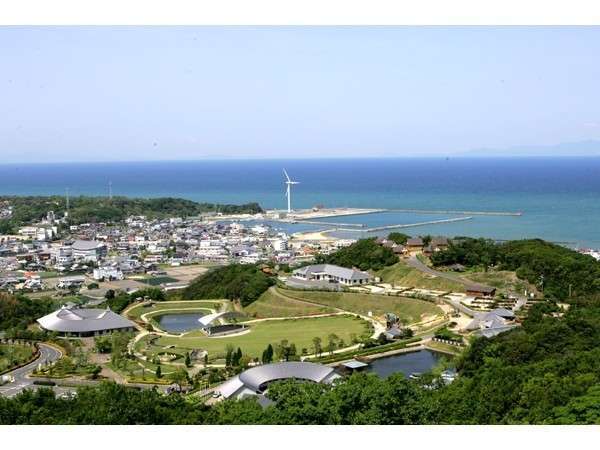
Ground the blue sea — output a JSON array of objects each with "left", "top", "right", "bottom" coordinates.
[{"left": 1, "top": 158, "right": 599, "bottom": 248}]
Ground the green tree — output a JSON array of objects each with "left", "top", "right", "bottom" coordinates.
[
  {"left": 262, "top": 344, "right": 274, "bottom": 364},
  {"left": 387, "top": 232, "right": 410, "bottom": 245},
  {"left": 312, "top": 337, "right": 322, "bottom": 357}
]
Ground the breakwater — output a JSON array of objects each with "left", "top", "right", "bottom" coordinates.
[
  {"left": 388, "top": 209, "right": 522, "bottom": 216},
  {"left": 349, "top": 216, "right": 474, "bottom": 232}
]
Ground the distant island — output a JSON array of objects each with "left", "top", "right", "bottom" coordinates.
[{"left": 0, "top": 195, "right": 263, "bottom": 233}]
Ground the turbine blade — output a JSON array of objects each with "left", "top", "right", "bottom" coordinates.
[{"left": 283, "top": 169, "right": 291, "bottom": 182}]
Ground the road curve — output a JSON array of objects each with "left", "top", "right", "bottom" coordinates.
[
  {"left": 406, "top": 255, "right": 480, "bottom": 316},
  {"left": 0, "top": 343, "right": 63, "bottom": 398}
]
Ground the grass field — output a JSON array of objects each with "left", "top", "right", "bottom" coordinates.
[
  {"left": 139, "top": 276, "right": 178, "bottom": 286},
  {"left": 0, "top": 343, "right": 35, "bottom": 373},
  {"left": 462, "top": 270, "right": 539, "bottom": 295},
  {"left": 278, "top": 288, "right": 443, "bottom": 324},
  {"left": 245, "top": 287, "right": 335, "bottom": 318},
  {"left": 376, "top": 261, "right": 466, "bottom": 292},
  {"left": 126, "top": 300, "right": 224, "bottom": 320},
  {"left": 141, "top": 315, "right": 371, "bottom": 360}
]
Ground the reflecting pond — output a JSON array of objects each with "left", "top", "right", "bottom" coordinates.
[
  {"left": 368, "top": 349, "right": 445, "bottom": 378},
  {"left": 157, "top": 313, "right": 205, "bottom": 333}
]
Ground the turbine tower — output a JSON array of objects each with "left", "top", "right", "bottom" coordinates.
[{"left": 283, "top": 169, "right": 299, "bottom": 214}]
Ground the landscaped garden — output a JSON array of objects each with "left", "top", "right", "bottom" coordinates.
[
  {"left": 276, "top": 287, "right": 443, "bottom": 324},
  {"left": 137, "top": 314, "right": 372, "bottom": 361}
]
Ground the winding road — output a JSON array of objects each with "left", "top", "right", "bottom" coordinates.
[
  {"left": 0, "top": 343, "right": 63, "bottom": 398},
  {"left": 406, "top": 255, "right": 483, "bottom": 316}
]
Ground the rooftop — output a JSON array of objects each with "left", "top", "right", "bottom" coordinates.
[
  {"left": 293, "top": 264, "right": 371, "bottom": 281},
  {"left": 218, "top": 361, "right": 341, "bottom": 399},
  {"left": 37, "top": 306, "right": 135, "bottom": 333}
]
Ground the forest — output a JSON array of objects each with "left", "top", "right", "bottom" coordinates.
[{"left": 0, "top": 195, "right": 263, "bottom": 232}]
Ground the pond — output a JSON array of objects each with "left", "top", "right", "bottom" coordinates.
[
  {"left": 368, "top": 349, "right": 446, "bottom": 379},
  {"left": 157, "top": 313, "right": 205, "bottom": 333}
]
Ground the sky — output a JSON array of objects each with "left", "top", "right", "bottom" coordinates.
[{"left": 1, "top": 26, "right": 600, "bottom": 163}]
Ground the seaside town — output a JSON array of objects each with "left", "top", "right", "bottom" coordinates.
[
  {"left": 0, "top": 204, "right": 360, "bottom": 295},
  {"left": 3, "top": 179, "right": 599, "bottom": 419}
]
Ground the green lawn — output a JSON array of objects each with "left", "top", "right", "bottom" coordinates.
[
  {"left": 141, "top": 315, "right": 371, "bottom": 360},
  {"left": 126, "top": 300, "right": 224, "bottom": 320},
  {"left": 0, "top": 343, "right": 36, "bottom": 373},
  {"left": 376, "top": 261, "right": 466, "bottom": 292},
  {"left": 245, "top": 287, "right": 335, "bottom": 318},
  {"left": 279, "top": 287, "right": 443, "bottom": 324}
]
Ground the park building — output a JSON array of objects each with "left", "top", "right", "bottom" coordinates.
[
  {"left": 465, "top": 308, "right": 517, "bottom": 338},
  {"left": 216, "top": 361, "right": 341, "bottom": 402},
  {"left": 37, "top": 306, "right": 136, "bottom": 337},
  {"left": 291, "top": 264, "right": 373, "bottom": 286}
]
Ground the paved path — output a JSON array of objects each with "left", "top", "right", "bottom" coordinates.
[
  {"left": 0, "top": 343, "right": 63, "bottom": 398},
  {"left": 406, "top": 256, "right": 483, "bottom": 316}
]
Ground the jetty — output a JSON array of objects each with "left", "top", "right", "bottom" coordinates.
[
  {"left": 350, "top": 216, "right": 473, "bottom": 232},
  {"left": 288, "top": 219, "right": 365, "bottom": 228},
  {"left": 387, "top": 209, "right": 522, "bottom": 217}
]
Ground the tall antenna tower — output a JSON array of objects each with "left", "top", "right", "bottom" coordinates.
[
  {"left": 108, "top": 180, "right": 113, "bottom": 200},
  {"left": 65, "top": 187, "right": 70, "bottom": 218}
]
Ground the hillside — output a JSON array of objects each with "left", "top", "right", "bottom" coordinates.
[
  {"left": 182, "top": 264, "right": 274, "bottom": 307},
  {"left": 376, "top": 260, "right": 465, "bottom": 292},
  {"left": 314, "top": 238, "right": 397, "bottom": 271}
]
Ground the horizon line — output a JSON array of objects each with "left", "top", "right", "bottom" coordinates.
[{"left": 2, "top": 154, "right": 600, "bottom": 166}]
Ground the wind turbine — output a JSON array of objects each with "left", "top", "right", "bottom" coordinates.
[{"left": 283, "top": 169, "right": 299, "bottom": 214}]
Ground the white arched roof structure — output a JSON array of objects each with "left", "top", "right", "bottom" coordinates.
[
  {"left": 217, "top": 362, "right": 341, "bottom": 399},
  {"left": 198, "top": 311, "right": 245, "bottom": 327},
  {"left": 37, "top": 306, "right": 135, "bottom": 334}
]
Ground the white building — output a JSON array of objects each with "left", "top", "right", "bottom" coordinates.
[
  {"left": 51, "top": 246, "right": 73, "bottom": 266},
  {"left": 93, "top": 266, "right": 124, "bottom": 281},
  {"left": 71, "top": 240, "right": 107, "bottom": 262},
  {"left": 272, "top": 239, "right": 288, "bottom": 251}
]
